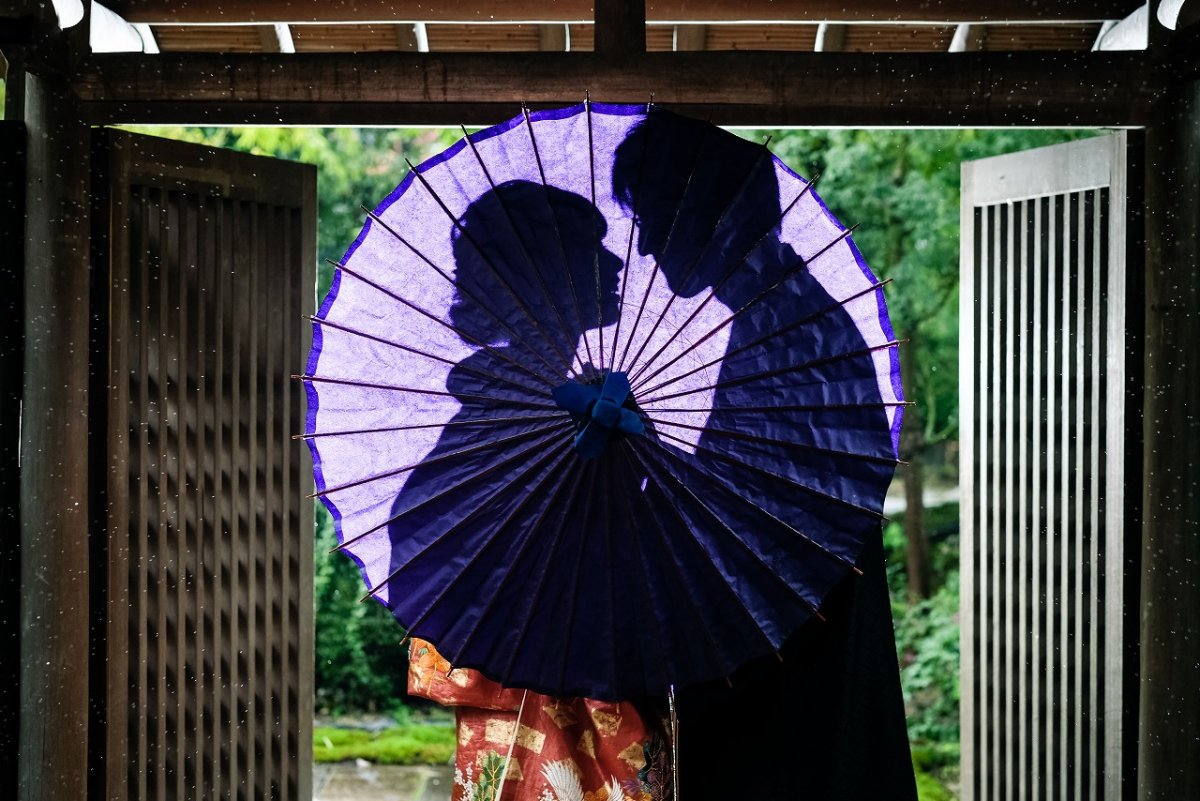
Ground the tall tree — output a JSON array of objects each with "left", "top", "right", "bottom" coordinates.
[{"left": 764, "top": 128, "right": 1095, "bottom": 600}]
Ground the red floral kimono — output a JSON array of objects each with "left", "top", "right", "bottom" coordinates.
[{"left": 408, "top": 639, "right": 671, "bottom": 801}]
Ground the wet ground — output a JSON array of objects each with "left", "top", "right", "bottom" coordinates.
[{"left": 313, "top": 764, "right": 454, "bottom": 801}]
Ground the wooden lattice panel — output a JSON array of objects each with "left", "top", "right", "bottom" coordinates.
[{"left": 95, "top": 130, "right": 316, "bottom": 801}]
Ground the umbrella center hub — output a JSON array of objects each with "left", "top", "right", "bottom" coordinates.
[{"left": 551, "top": 371, "right": 645, "bottom": 459}]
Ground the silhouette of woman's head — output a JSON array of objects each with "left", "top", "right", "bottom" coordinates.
[
  {"left": 612, "top": 109, "right": 782, "bottom": 298},
  {"left": 450, "top": 180, "right": 622, "bottom": 346}
]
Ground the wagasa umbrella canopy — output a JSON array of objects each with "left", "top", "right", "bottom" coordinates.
[{"left": 301, "top": 102, "right": 904, "bottom": 701}]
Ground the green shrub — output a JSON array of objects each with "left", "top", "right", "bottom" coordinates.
[{"left": 313, "top": 724, "right": 457, "bottom": 765}]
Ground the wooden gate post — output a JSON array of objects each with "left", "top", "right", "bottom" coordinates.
[
  {"left": 1139, "top": 71, "right": 1200, "bottom": 801},
  {"left": 17, "top": 69, "right": 92, "bottom": 801}
]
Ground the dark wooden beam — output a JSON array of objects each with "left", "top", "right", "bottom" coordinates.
[
  {"left": 72, "top": 50, "right": 1158, "bottom": 127},
  {"left": 595, "top": 0, "right": 644, "bottom": 58},
  {"left": 106, "top": 0, "right": 1142, "bottom": 24}
]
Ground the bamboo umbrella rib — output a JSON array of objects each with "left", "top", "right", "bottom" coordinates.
[
  {"left": 330, "top": 259, "right": 559, "bottom": 387},
  {"left": 612, "top": 446, "right": 703, "bottom": 689},
  {"left": 360, "top": 439, "right": 575, "bottom": 606},
  {"left": 458, "top": 124, "right": 583, "bottom": 375},
  {"left": 310, "top": 314, "right": 550, "bottom": 398},
  {"left": 497, "top": 462, "right": 592, "bottom": 687},
  {"left": 520, "top": 105, "right": 598, "bottom": 372},
  {"left": 297, "top": 412, "right": 565, "bottom": 441},
  {"left": 636, "top": 436, "right": 869, "bottom": 570},
  {"left": 310, "top": 421, "right": 572, "bottom": 499},
  {"left": 633, "top": 277, "right": 891, "bottom": 397},
  {"left": 441, "top": 443, "right": 583, "bottom": 670},
  {"left": 609, "top": 110, "right": 651, "bottom": 380},
  {"left": 554, "top": 462, "right": 603, "bottom": 693},
  {"left": 648, "top": 425, "right": 893, "bottom": 524},
  {"left": 627, "top": 212, "right": 850, "bottom": 387},
  {"left": 623, "top": 443, "right": 793, "bottom": 649},
  {"left": 619, "top": 144, "right": 775, "bottom": 377},
  {"left": 637, "top": 340, "right": 901, "bottom": 407},
  {"left": 615, "top": 126, "right": 716, "bottom": 374},
  {"left": 297, "top": 374, "right": 559, "bottom": 411},
  {"left": 332, "top": 430, "right": 574, "bottom": 553},
  {"left": 629, "top": 439, "right": 827, "bottom": 620},
  {"left": 404, "top": 157, "right": 580, "bottom": 373}
]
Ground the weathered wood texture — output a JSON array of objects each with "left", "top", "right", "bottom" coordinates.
[
  {"left": 107, "top": 0, "right": 1142, "bottom": 23},
  {"left": 0, "top": 120, "right": 26, "bottom": 801},
  {"left": 91, "top": 129, "right": 316, "bottom": 801},
  {"left": 960, "top": 134, "right": 1141, "bottom": 801},
  {"left": 18, "top": 71, "right": 92, "bottom": 801},
  {"left": 595, "top": 0, "right": 645, "bottom": 56},
  {"left": 72, "top": 50, "right": 1158, "bottom": 126},
  {"left": 1139, "top": 74, "right": 1200, "bottom": 801}
]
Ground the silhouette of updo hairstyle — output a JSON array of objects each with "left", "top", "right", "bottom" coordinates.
[{"left": 450, "top": 180, "right": 608, "bottom": 347}]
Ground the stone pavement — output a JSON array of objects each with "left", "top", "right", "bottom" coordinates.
[{"left": 313, "top": 763, "right": 454, "bottom": 801}]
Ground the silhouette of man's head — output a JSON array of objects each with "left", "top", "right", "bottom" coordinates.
[
  {"left": 450, "top": 180, "right": 622, "bottom": 346},
  {"left": 612, "top": 109, "right": 781, "bottom": 298}
]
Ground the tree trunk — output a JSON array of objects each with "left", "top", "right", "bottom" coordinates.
[{"left": 899, "top": 334, "right": 932, "bottom": 602}]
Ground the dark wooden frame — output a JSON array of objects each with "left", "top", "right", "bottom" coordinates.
[
  {"left": 74, "top": 50, "right": 1159, "bottom": 127},
  {"left": 7, "top": 0, "right": 1200, "bottom": 799}
]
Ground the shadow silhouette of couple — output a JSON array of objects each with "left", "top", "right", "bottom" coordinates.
[{"left": 390, "top": 108, "right": 914, "bottom": 800}]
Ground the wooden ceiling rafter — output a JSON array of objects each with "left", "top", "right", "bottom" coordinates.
[{"left": 106, "top": 0, "right": 1143, "bottom": 25}]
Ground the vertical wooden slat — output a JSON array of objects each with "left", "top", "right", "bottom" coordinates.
[
  {"left": 184, "top": 190, "right": 202, "bottom": 800},
  {"left": 194, "top": 191, "right": 213, "bottom": 801},
  {"left": 981, "top": 202, "right": 993, "bottom": 801},
  {"left": 1090, "top": 187, "right": 1103, "bottom": 801},
  {"left": 279, "top": 205, "right": 296, "bottom": 801},
  {"left": 150, "top": 184, "right": 168, "bottom": 801},
  {"left": 1078, "top": 189, "right": 1094, "bottom": 801},
  {"left": 959, "top": 195, "right": 977, "bottom": 801},
  {"left": 1030, "top": 195, "right": 1045, "bottom": 798},
  {"left": 1003, "top": 200, "right": 1016, "bottom": 801},
  {"left": 175, "top": 188, "right": 191, "bottom": 801},
  {"left": 1015, "top": 198, "right": 1030, "bottom": 801},
  {"left": 1059, "top": 191, "right": 1072, "bottom": 801},
  {"left": 991, "top": 201, "right": 1004, "bottom": 801},
  {"left": 247, "top": 198, "right": 263, "bottom": 800},
  {"left": 1080, "top": 189, "right": 1089, "bottom": 801},
  {"left": 217, "top": 195, "right": 235, "bottom": 801},
  {"left": 134, "top": 185, "right": 152, "bottom": 801},
  {"left": 1104, "top": 166, "right": 1127, "bottom": 798},
  {"left": 233, "top": 197, "right": 249, "bottom": 801}
]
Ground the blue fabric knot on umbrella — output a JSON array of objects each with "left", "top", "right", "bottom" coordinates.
[{"left": 552, "top": 371, "right": 645, "bottom": 459}]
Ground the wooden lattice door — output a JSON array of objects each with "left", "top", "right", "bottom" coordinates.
[
  {"left": 959, "top": 133, "right": 1142, "bottom": 801},
  {"left": 91, "top": 129, "right": 316, "bottom": 801}
]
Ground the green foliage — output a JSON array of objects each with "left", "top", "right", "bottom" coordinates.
[
  {"left": 756, "top": 128, "right": 1099, "bottom": 451},
  {"left": 894, "top": 573, "right": 961, "bottom": 744},
  {"left": 312, "top": 724, "right": 456, "bottom": 765},
  {"left": 314, "top": 503, "right": 414, "bottom": 714}
]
